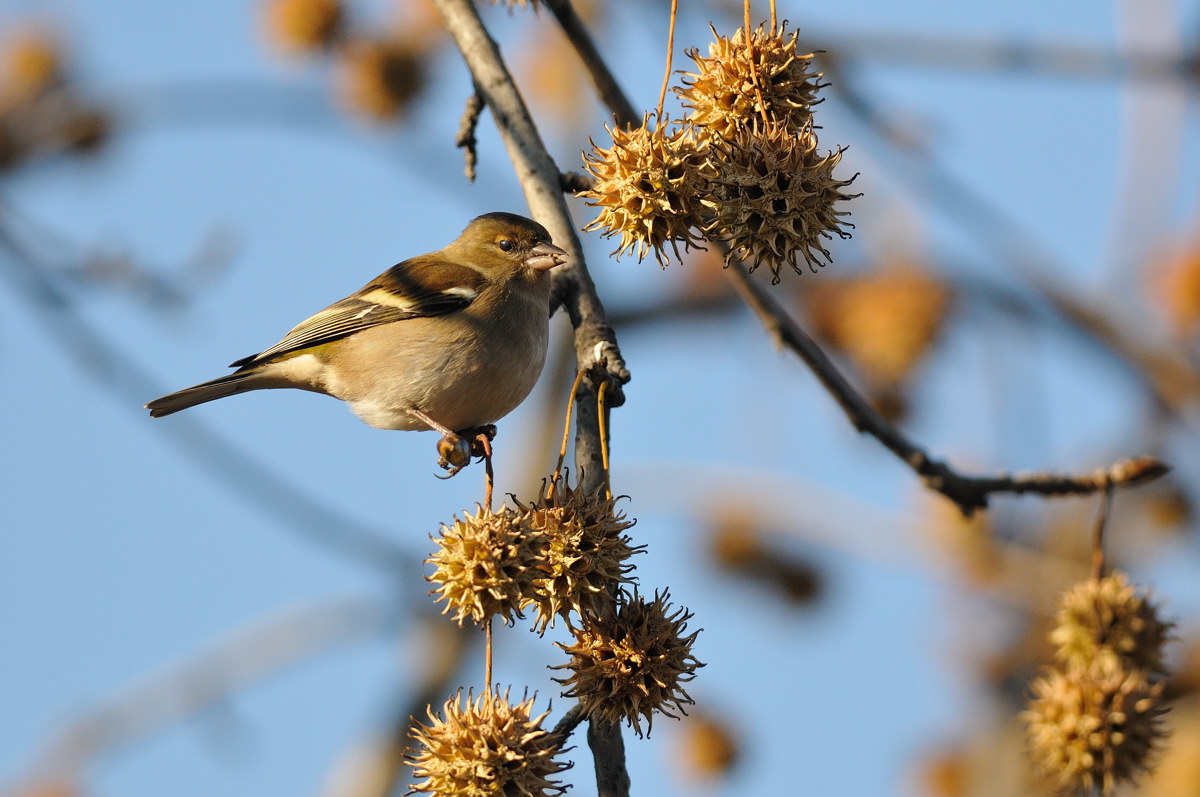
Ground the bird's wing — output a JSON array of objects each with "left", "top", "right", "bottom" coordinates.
[{"left": 230, "top": 259, "right": 487, "bottom": 367}]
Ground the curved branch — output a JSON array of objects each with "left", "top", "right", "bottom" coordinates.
[{"left": 725, "top": 261, "right": 1169, "bottom": 514}]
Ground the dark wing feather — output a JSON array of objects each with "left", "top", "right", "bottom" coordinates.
[{"left": 230, "top": 259, "right": 485, "bottom": 368}]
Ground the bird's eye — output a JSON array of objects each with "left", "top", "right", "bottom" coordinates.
[{"left": 497, "top": 238, "right": 515, "bottom": 252}]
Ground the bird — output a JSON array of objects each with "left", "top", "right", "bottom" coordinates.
[{"left": 146, "top": 212, "right": 567, "bottom": 436}]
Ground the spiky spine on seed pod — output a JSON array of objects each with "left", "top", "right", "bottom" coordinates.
[
  {"left": 581, "top": 117, "right": 713, "bottom": 267},
  {"left": 426, "top": 506, "right": 545, "bottom": 627},
  {"left": 703, "top": 121, "right": 858, "bottom": 283},
  {"left": 407, "top": 687, "right": 570, "bottom": 797},
  {"left": 554, "top": 588, "right": 703, "bottom": 737},
  {"left": 513, "top": 479, "right": 643, "bottom": 633},
  {"left": 676, "top": 21, "right": 825, "bottom": 140}
]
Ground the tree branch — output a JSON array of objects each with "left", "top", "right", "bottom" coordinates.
[
  {"left": 429, "top": 1, "right": 630, "bottom": 792},
  {"left": 542, "top": 0, "right": 640, "bottom": 128},
  {"left": 724, "top": 261, "right": 1169, "bottom": 514}
]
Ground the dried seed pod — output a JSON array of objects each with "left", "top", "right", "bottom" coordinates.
[
  {"left": 704, "top": 123, "right": 858, "bottom": 282},
  {"left": 677, "top": 22, "right": 824, "bottom": 140},
  {"left": 426, "top": 506, "right": 545, "bottom": 627},
  {"left": 408, "top": 688, "right": 570, "bottom": 797},
  {"left": 515, "top": 480, "right": 641, "bottom": 632},
  {"left": 554, "top": 589, "right": 703, "bottom": 736},
  {"left": 581, "top": 118, "right": 712, "bottom": 267}
]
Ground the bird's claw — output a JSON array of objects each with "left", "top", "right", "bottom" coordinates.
[{"left": 435, "top": 425, "right": 497, "bottom": 477}]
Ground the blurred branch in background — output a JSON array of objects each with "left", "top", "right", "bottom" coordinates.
[
  {"left": 6, "top": 598, "right": 392, "bottom": 797},
  {"left": 0, "top": 211, "right": 414, "bottom": 572},
  {"left": 1, "top": 1, "right": 1199, "bottom": 796}
]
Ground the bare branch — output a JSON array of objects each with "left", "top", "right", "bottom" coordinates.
[
  {"left": 455, "top": 84, "right": 484, "bottom": 182},
  {"left": 724, "top": 260, "right": 1170, "bottom": 514},
  {"left": 429, "top": 1, "right": 630, "bottom": 791},
  {"left": 0, "top": 223, "right": 413, "bottom": 571},
  {"left": 542, "top": 0, "right": 640, "bottom": 128}
]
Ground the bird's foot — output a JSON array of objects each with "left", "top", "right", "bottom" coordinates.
[{"left": 435, "top": 424, "right": 498, "bottom": 478}]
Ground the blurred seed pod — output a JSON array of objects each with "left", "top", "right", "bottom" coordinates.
[
  {"left": 335, "top": 36, "right": 425, "bottom": 121},
  {"left": 554, "top": 588, "right": 703, "bottom": 736},
  {"left": 514, "top": 479, "right": 642, "bottom": 633},
  {"left": 0, "top": 28, "right": 63, "bottom": 110},
  {"left": 261, "top": 0, "right": 345, "bottom": 55},
  {"left": 708, "top": 508, "right": 824, "bottom": 608},
  {"left": 581, "top": 118, "right": 713, "bottom": 267},
  {"left": 1024, "top": 659, "right": 1168, "bottom": 796},
  {"left": 1148, "top": 239, "right": 1200, "bottom": 338},
  {"left": 802, "top": 261, "right": 951, "bottom": 391},
  {"left": 672, "top": 710, "right": 740, "bottom": 782},
  {"left": 703, "top": 122, "right": 858, "bottom": 282},
  {"left": 407, "top": 688, "right": 569, "bottom": 797},
  {"left": 677, "top": 21, "right": 824, "bottom": 140},
  {"left": 915, "top": 746, "right": 970, "bottom": 797},
  {"left": 426, "top": 505, "right": 545, "bottom": 627},
  {"left": 1049, "top": 572, "right": 1174, "bottom": 676}
]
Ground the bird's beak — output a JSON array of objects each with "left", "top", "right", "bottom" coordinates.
[{"left": 526, "top": 241, "right": 568, "bottom": 272}]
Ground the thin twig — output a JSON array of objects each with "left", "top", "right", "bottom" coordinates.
[
  {"left": 655, "top": 0, "right": 679, "bottom": 122},
  {"left": 542, "top": 0, "right": 639, "bottom": 127},
  {"left": 552, "top": 368, "right": 590, "bottom": 496},
  {"left": 455, "top": 84, "right": 485, "bottom": 182},
  {"left": 484, "top": 618, "right": 494, "bottom": 689},
  {"left": 1090, "top": 482, "right": 1114, "bottom": 581},
  {"left": 724, "top": 260, "right": 1170, "bottom": 514}
]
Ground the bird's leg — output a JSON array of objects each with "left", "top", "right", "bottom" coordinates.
[
  {"left": 413, "top": 408, "right": 472, "bottom": 476},
  {"left": 473, "top": 431, "right": 495, "bottom": 511}
]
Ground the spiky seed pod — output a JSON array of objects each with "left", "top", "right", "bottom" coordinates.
[
  {"left": 581, "top": 119, "right": 712, "bottom": 267},
  {"left": 1024, "top": 660, "right": 1168, "bottom": 796},
  {"left": 515, "top": 480, "right": 642, "bottom": 632},
  {"left": 554, "top": 589, "right": 703, "bottom": 736},
  {"left": 677, "top": 22, "right": 824, "bottom": 140},
  {"left": 408, "top": 688, "right": 570, "bottom": 797},
  {"left": 803, "top": 264, "right": 951, "bottom": 389},
  {"left": 1050, "top": 572, "right": 1174, "bottom": 676},
  {"left": 704, "top": 123, "right": 858, "bottom": 282},
  {"left": 335, "top": 37, "right": 424, "bottom": 121},
  {"left": 261, "top": 0, "right": 344, "bottom": 55},
  {"left": 426, "top": 506, "right": 545, "bottom": 627}
]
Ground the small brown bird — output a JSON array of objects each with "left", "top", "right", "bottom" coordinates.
[{"left": 146, "top": 212, "right": 567, "bottom": 434}]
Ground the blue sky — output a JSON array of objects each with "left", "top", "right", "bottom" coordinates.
[{"left": 1, "top": 1, "right": 1198, "bottom": 796}]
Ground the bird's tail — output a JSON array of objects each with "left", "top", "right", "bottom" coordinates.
[{"left": 145, "top": 370, "right": 261, "bottom": 417}]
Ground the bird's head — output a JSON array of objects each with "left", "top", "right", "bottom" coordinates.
[{"left": 454, "top": 211, "right": 568, "bottom": 276}]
